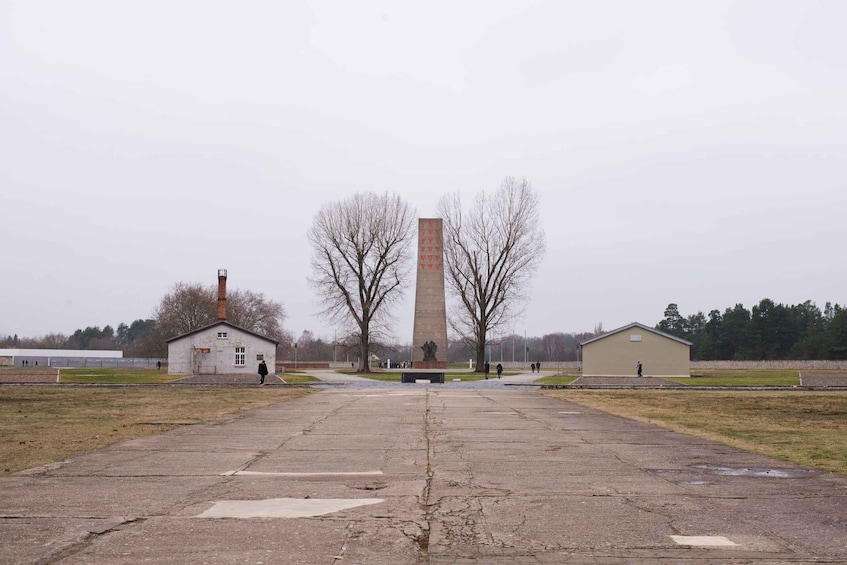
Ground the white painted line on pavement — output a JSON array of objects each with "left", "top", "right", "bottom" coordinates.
[
  {"left": 222, "top": 470, "right": 383, "bottom": 477},
  {"left": 350, "top": 393, "right": 421, "bottom": 397},
  {"left": 559, "top": 411, "right": 582, "bottom": 414},
  {"left": 671, "top": 536, "right": 737, "bottom": 547}
]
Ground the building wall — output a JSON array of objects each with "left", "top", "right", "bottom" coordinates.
[
  {"left": 167, "top": 326, "right": 276, "bottom": 375},
  {"left": 582, "top": 329, "right": 690, "bottom": 377}
]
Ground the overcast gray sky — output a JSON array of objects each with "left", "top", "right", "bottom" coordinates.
[{"left": 2, "top": 0, "right": 846, "bottom": 343}]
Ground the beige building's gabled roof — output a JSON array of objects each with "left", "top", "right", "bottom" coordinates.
[
  {"left": 579, "top": 322, "right": 692, "bottom": 347},
  {"left": 165, "top": 321, "right": 279, "bottom": 345}
]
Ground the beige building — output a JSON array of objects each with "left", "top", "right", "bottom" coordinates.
[{"left": 579, "top": 322, "right": 691, "bottom": 377}]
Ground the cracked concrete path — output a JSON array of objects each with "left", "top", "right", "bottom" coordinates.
[{"left": 2, "top": 387, "right": 846, "bottom": 563}]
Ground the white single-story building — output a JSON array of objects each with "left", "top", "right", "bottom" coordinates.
[
  {"left": 166, "top": 321, "right": 278, "bottom": 376},
  {"left": 579, "top": 322, "right": 692, "bottom": 377}
]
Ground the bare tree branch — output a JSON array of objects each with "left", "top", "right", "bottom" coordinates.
[{"left": 154, "top": 283, "right": 286, "bottom": 342}]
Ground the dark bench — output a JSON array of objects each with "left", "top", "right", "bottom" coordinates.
[{"left": 401, "top": 372, "right": 445, "bottom": 384}]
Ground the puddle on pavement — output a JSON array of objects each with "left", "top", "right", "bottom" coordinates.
[
  {"left": 349, "top": 481, "right": 388, "bottom": 491},
  {"left": 694, "top": 465, "right": 818, "bottom": 479},
  {"left": 823, "top": 520, "right": 847, "bottom": 528}
]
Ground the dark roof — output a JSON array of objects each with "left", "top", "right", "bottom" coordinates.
[
  {"left": 579, "top": 322, "right": 692, "bottom": 347},
  {"left": 165, "top": 321, "right": 279, "bottom": 345}
]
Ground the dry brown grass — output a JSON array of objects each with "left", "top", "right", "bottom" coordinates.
[
  {"left": 542, "top": 390, "right": 847, "bottom": 476},
  {"left": 0, "top": 386, "right": 312, "bottom": 475}
]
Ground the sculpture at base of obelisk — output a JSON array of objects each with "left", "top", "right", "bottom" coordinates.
[{"left": 411, "top": 218, "right": 448, "bottom": 369}]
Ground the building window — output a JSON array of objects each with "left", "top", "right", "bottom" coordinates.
[
  {"left": 217, "top": 332, "right": 228, "bottom": 339},
  {"left": 235, "top": 347, "right": 245, "bottom": 366},
  {"left": 630, "top": 334, "right": 642, "bottom": 342},
  {"left": 256, "top": 354, "right": 264, "bottom": 361}
]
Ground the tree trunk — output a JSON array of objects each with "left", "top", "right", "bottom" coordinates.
[
  {"left": 473, "top": 322, "right": 486, "bottom": 372},
  {"left": 358, "top": 325, "right": 370, "bottom": 373},
  {"left": 474, "top": 348, "right": 486, "bottom": 372}
]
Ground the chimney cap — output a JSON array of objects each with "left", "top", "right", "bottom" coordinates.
[{"left": 218, "top": 269, "right": 227, "bottom": 278}]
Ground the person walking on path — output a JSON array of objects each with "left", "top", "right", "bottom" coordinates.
[
  {"left": 258, "top": 360, "right": 269, "bottom": 385},
  {"left": 484, "top": 362, "right": 490, "bottom": 379},
  {"left": 496, "top": 363, "right": 503, "bottom": 379},
  {"left": 637, "top": 361, "right": 643, "bottom": 378},
  {"left": 535, "top": 361, "right": 541, "bottom": 373},
  {"left": 530, "top": 363, "right": 535, "bottom": 373}
]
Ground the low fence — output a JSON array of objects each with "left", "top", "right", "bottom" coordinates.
[
  {"left": 277, "top": 360, "right": 847, "bottom": 373},
  {"left": 691, "top": 360, "right": 847, "bottom": 370},
  {"left": 276, "top": 362, "right": 331, "bottom": 371},
  {"left": 5, "top": 357, "right": 165, "bottom": 369}
]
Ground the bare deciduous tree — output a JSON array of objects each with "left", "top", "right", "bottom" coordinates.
[
  {"left": 154, "top": 283, "right": 286, "bottom": 341},
  {"left": 308, "top": 192, "right": 415, "bottom": 372},
  {"left": 437, "top": 177, "right": 546, "bottom": 371},
  {"left": 226, "top": 288, "right": 286, "bottom": 340},
  {"left": 154, "top": 283, "right": 217, "bottom": 338}
]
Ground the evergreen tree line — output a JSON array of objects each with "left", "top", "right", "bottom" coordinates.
[{"left": 656, "top": 300, "right": 847, "bottom": 360}]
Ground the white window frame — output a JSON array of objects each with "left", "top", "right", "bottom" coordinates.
[
  {"left": 217, "top": 332, "right": 228, "bottom": 339},
  {"left": 235, "top": 346, "right": 245, "bottom": 366}
]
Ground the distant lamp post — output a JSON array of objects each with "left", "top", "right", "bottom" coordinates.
[
  {"left": 294, "top": 342, "right": 298, "bottom": 370},
  {"left": 524, "top": 329, "right": 527, "bottom": 363}
]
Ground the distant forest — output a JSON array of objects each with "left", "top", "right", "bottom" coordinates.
[
  {"left": 3, "top": 299, "right": 846, "bottom": 362},
  {"left": 656, "top": 300, "right": 847, "bottom": 361}
]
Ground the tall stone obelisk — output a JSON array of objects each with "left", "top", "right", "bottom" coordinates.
[{"left": 411, "top": 218, "right": 448, "bottom": 368}]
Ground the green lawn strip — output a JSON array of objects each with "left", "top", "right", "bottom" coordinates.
[
  {"left": 536, "top": 375, "right": 579, "bottom": 385},
  {"left": 355, "top": 372, "right": 494, "bottom": 382},
  {"left": 281, "top": 374, "right": 320, "bottom": 384},
  {"left": 675, "top": 370, "right": 800, "bottom": 386},
  {"left": 542, "top": 389, "right": 847, "bottom": 476},
  {"left": 59, "top": 368, "right": 179, "bottom": 384}
]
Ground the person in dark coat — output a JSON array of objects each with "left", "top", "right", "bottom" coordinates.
[
  {"left": 484, "top": 362, "right": 490, "bottom": 379},
  {"left": 496, "top": 363, "right": 503, "bottom": 379},
  {"left": 258, "top": 360, "right": 269, "bottom": 385},
  {"left": 637, "top": 361, "right": 643, "bottom": 378}
]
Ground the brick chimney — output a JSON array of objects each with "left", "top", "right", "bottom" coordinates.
[{"left": 217, "top": 269, "right": 227, "bottom": 321}]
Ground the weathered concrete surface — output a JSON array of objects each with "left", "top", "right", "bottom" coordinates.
[{"left": 2, "top": 384, "right": 846, "bottom": 563}]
